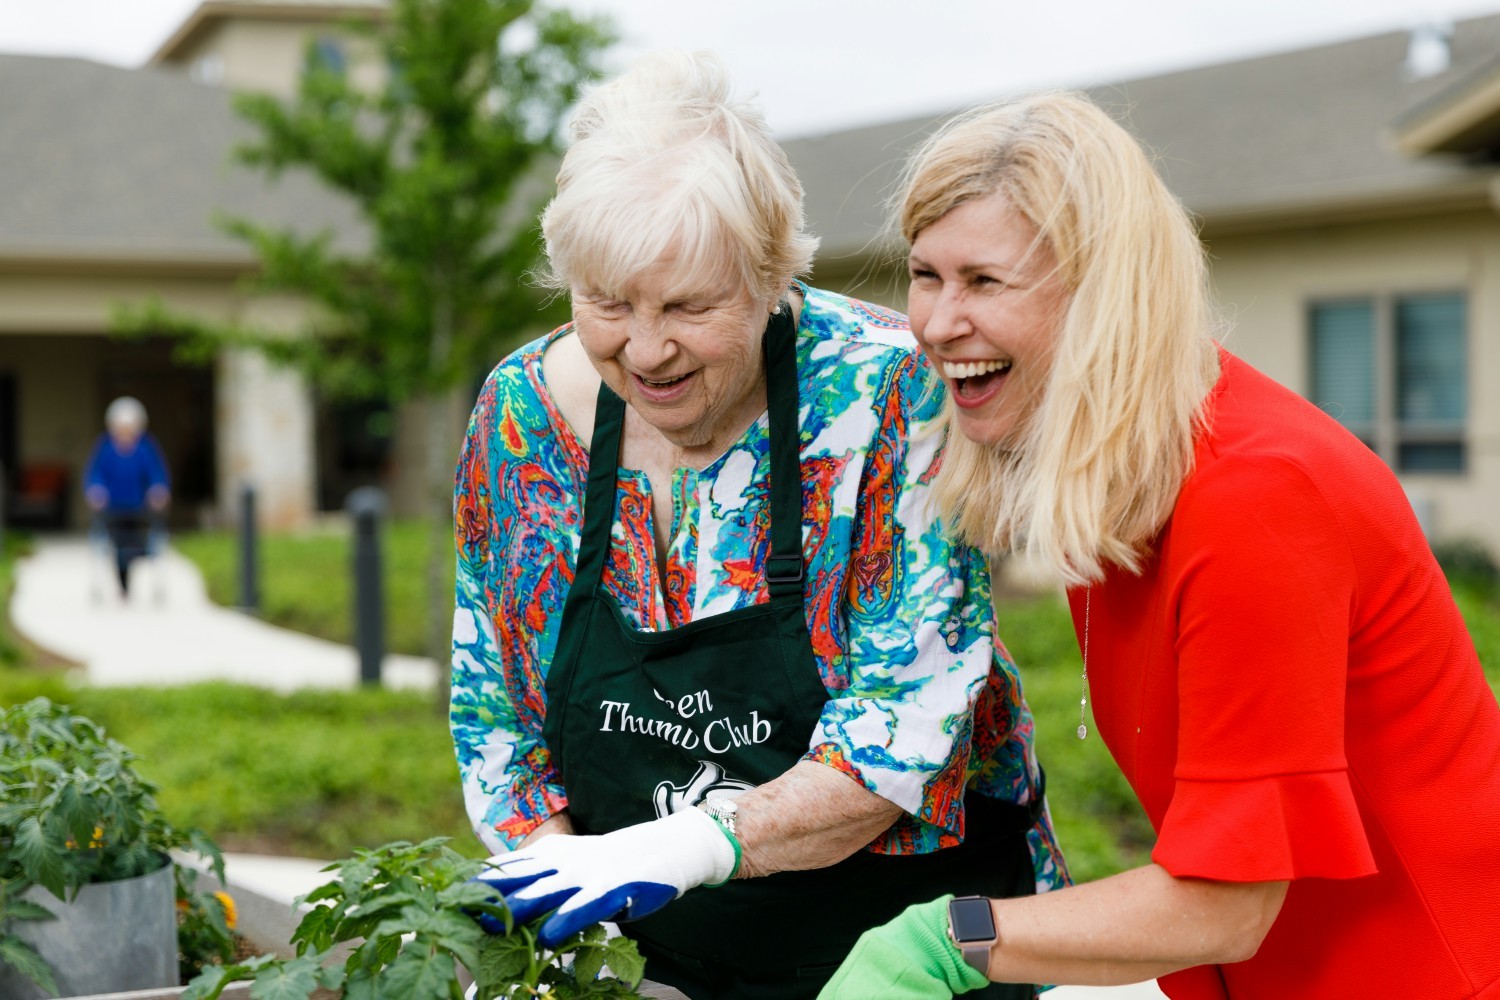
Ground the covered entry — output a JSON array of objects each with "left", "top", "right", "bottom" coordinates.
[{"left": 0, "top": 333, "right": 216, "bottom": 530}]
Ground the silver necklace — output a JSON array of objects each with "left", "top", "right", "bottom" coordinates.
[{"left": 1078, "top": 587, "right": 1091, "bottom": 740}]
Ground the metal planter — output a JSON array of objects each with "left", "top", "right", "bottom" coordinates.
[{"left": 0, "top": 860, "right": 178, "bottom": 1000}]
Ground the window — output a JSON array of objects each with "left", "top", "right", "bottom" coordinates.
[
  {"left": 1308, "top": 292, "right": 1467, "bottom": 472},
  {"left": 306, "top": 36, "right": 347, "bottom": 77},
  {"left": 190, "top": 53, "right": 225, "bottom": 86}
]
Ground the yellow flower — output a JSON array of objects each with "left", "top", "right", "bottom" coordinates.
[
  {"left": 64, "top": 826, "right": 105, "bottom": 849},
  {"left": 215, "top": 891, "right": 237, "bottom": 930}
]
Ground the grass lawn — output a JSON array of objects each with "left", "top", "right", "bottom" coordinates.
[{"left": 173, "top": 520, "right": 450, "bottom": 658}]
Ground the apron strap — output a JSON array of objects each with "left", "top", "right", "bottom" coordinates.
[
  {"left": 576, "top": 302, "right": 804, "bottom": 601},
  {"left": 762, "top": 303, "right": 804, "bottom": 602},
  {"left": 578, "top": 380, "right": 626, "bottom": 593}
]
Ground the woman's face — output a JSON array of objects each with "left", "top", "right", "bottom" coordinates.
[
  {"left": 907, "top": 192, "right": 1070, "bottom": 449},
  {"left": 572, "top": 250, "right": 768, "bottom": 452}
]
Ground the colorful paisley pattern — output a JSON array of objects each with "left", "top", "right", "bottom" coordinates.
[{"left": 450, "top": 283, "right": 1068, "bottom": 893}]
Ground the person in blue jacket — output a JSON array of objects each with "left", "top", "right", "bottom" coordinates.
[{"left": 84, "top": 396, "right": 170, "bottom": 596}]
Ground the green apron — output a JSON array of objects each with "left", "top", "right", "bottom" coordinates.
[{"left": 543, "top": 305, "right": 1040, "bottom": 999}]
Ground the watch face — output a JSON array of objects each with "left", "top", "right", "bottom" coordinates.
[{"left": 949, "top": 897, "right": 996, "bottom": 943}]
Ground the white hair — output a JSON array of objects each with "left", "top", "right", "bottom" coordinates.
[
  {"left": 105, "top": 396, "right": 148, "bottom": 431},
  {"left": 539, "top": 50, "right": 817, "bottom": 306}
]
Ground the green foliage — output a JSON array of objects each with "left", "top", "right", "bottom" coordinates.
[
  {"left": 0, "top": 533, "right": 35, "bottom": 668},
  {"left": 116, "top": 0, "right": 615, "bottom": 404},
  {"left": 996, "top": 594, "right": 1157, "bottom": 883},
  {"left": 177, "top": 871, "right": 238, "bottom": 983},
  {"left": 0, "top": 698, "right": 218, "bottom": 896},
  {"left": 173, "top": 520, "right": 446, "bottom": 657},
  {"left": 0, "top": 681, "right": 477, "bottom": 861},
  {"left": 0, "top": 698, "right": 231, "bottom": 992},
  {"left": 1433, "top": 537, "right": 1500, "bottom": 596},
  {"left": 184, "top": 838, "right": 645, "bottom": 1000},
  {"left": 0, "top": 892, "right": 56, "bottom": 996}
]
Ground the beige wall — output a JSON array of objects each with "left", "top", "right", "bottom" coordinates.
[
  {"left": 0, "top": 268, "right": 317, "bottom": 530},
  {"left": 172, "top": 18, "right": 386, "bottom": 97},
  {"left": 1208, "top": 208, "right": 1500, "bottom": 551}
]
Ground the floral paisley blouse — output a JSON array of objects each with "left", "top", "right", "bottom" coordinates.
[{"left": 450, "top": 284, "right": 1067, "bottom": 892}]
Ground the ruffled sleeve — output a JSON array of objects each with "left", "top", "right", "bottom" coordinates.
[
  {"left": 1153, "top": 771, "right": 1375, "bottom": 880},
  {"left": 1157, "top": 451, "right": 1380, "bottom": 883}
]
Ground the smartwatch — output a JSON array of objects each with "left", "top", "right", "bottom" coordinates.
[{"left": 947, "top": 895, "right": 998, "bottom": 974}]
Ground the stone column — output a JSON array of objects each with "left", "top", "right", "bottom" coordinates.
[{"left": 215, "top": 347, "right": 317, "bottom": 531}]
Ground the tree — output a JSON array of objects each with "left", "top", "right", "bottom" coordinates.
[{"left": 121, "top": 0, "right": 615, "bottom": 672}]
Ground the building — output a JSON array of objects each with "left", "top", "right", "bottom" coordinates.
[
  {"left": 0, "top": 1, "right": 412, "bottom": 531},
  {"left": 3, "top": 3, "right": 1498, "bottom": 554},
  {"left": 783, "top": 13, "right": 1500, "bottom": 551}
]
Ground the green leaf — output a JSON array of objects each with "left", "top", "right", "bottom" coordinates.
[
  {"left": 15, "top": 815, "right": 67, "bottom": 898},
  {"left": 250, "top": 954, "right": 325, "bottom": 1000},
  {"left": 181, "top": 963, "right": 236, "bottom": 1000},
  {"left": 341, "top": 965, "right": 378, "bottom": 1000},
  {"left": 599, "top": 935, "right": 646, "bottom": 987},
  {"left": 3, "top": 897, "right": 55, "bottom": 923},
  {"left": 476, "top": 931, "right": 532, "bottom": 995},
  {"left": 0, "top": 934, "right": 59, "bottom": 995},
  {"left": 373, "top": 948, "right": 456, "bottom": 1000},
  {"left": 571, "top": 941, "right": 605, "bottom": 984}
]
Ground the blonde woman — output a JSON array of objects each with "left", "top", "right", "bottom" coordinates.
[{"left": 821, "top": 92, "right": 1500, "bottom": 999}]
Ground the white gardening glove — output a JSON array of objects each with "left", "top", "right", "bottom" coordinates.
[{"left": 472, "top": 808, "right": 736, "bottom": 947}]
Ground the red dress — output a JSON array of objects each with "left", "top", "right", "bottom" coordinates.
[{"left": 1067, "top": 350, "right": 1500, "bottom": 999}]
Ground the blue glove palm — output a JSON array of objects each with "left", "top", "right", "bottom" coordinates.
[{"left": 474, "top": 807, "right": 735, "bottom": 947}]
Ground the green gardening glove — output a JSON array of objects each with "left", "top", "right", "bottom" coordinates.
[{"left": 818, "top": 894, "right": 992, "bottom": 999}]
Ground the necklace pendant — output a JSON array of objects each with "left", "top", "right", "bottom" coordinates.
[{"left": 1076, "top": 723, "right": 1088, "bottom": 740}]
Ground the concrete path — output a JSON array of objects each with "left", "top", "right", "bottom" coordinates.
[
  {"left": 8, "top": 535, "right": 1165, "bottom": 999},
  {"left": 9, "top": 536, "right": 438, "bottom": 691}
]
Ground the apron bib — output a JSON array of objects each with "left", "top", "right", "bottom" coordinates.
[{"left": 544, "top": 306, "right": 1038, "bottom": 999}]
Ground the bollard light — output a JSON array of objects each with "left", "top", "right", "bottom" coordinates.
[
  {"left": 346, "top": 486, "right": 387, "bottom": 687},
  {"left": 238, "top": 484, "right": 260, "bottom": 614}
]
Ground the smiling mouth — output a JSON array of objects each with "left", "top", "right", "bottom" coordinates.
[
  {"left": 640, "top": 373, "right": 691, "bottom": 387},
  {"left": 942, "top": 359, "right": 1012, "bottom": 400}
]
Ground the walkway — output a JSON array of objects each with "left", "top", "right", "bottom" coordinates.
[
  {"left": 7, "top": 535, "right": 1164, "bottom": 999},
  {"left": 9, "top": 535, "right": 438, "bottom": 691}
]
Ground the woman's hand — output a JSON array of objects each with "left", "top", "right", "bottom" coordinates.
[
  {"left": 472, "top": 807, "right": 735, "bottom": 947},
  {"left": 818, "top": 895, "right": 990, "bottom": 999}
]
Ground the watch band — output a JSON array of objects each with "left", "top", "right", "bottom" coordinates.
[
  {"left": 699, "top": 797, "right": 741, "bottom": 886},
  {"left": 948, "top": 895, "right": 998, "bottom": 974},
  {"left": 701, "top": 796, "right": 738, "bottom": 835}
]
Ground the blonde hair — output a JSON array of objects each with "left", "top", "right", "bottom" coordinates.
[
  {"left": 899, "top": 92, "right": 1220, "bottom": 584},
  {"left": 539, "top": 51, "right": 816, "bottom": 306}
]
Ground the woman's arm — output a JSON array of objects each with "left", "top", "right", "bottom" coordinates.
[
  {"left": 451, "top": 366, "right": 571, "bottom": 853},
  {"left": 984, "top": 864, "right": 1287, "bottom": 984},
  {"left": 818, "top": 870, "right": 1286, "bottom": 997},
  {"left": 733, "top": 760, "right": 902, "bottom": 878},
  {"left": 518, "top": 810, "right": 575, "bottom": 846}
]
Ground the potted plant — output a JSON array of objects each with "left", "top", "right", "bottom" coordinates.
[
  {"left": 184, "top": 837, "right": 648, "bottom": 1000},
  {"left": 0, "top": 697, "right": 234, "bottom": 998}
]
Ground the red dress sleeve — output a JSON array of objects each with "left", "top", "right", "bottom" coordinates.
[{"left": 1151, "top": 453, "right": 1377, "bottom": 882}]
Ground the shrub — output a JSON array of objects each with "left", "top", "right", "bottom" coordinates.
[{"left": 1433, "top": 537, "right": 1500, "bottom": 594}]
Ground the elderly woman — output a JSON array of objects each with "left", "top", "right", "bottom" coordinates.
[
  {"left": 821, "top": 92, "right": 1500, "bottom": 999},
  {"left": 450, "top": 53, "right": 1067, "bottom": 998},
  {"left": 83, "top": 396, "right": 170, "bottom": 597}
]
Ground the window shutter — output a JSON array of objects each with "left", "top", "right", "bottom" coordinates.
[{"left": 1309, "top": 301, "right": 1375, "bottom": 430}]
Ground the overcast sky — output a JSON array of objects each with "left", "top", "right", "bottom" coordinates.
[{"left": 5, "top": 0, "right": 1500, "bottom": 136}]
